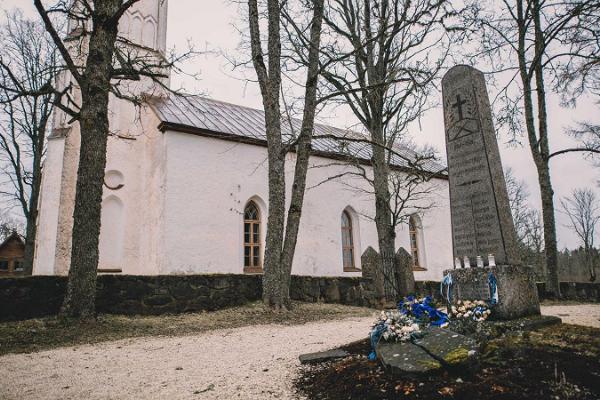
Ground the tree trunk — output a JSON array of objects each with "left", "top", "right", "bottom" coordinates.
[
  {"left": 22, "top": 115, "right": 48, "bottom": 275},
  {"left": 371, "top": 124, "right": 401, "bottom": 302},
  {"left": 533, "top": 0, "right": 560, "bottom": 297},
  {"left": 537, "top": 164, "right": 560, "bottom": 296},
  {"left": 261, "top": 143, "right": 286, "bottom": 309},
  {"left": 280, "top": 0, "right": 324, "bottom": 304},
  {"left": 515, "top": 0, "right": 560, "bottom": 298},
  {"left": 22, "top": 186, "right": 39, "bottom": 276},
  {"left": 60, "top": 0, "right": 121, "bottom": 319}
]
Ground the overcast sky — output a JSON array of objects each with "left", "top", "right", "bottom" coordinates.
[{"left": 3, "top": 0, "right": 599, "bottom": 250}]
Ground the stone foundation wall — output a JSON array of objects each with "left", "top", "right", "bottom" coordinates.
[
  {"left": 0, "top": 274, "right": 262, "bottom": 322},
  {"left": 537, "top": 282, "right": 600, "bottom": 302},
  {"left": 1, "top": 275, "right": 599, "bottom": 322}
]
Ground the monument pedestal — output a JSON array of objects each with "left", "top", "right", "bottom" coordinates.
[{"left": 443, "top": 265, "right": 540, "bottom": 320}]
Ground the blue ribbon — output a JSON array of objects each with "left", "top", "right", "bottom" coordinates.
[
  {"left": 488, "top": 272, "right": 498, "bottom": 305},
  {"left": 441, "top": 273, "right": 453, "bottom": 304},
  {"left": 398, "top": 296, "right": 449, "bottom": 326},
  {"left": 368, "top": 321, "right": 386, "bottom": 360}
]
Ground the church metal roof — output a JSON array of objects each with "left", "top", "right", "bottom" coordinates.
[{"left": 152, "top": 95, "right": 447, "bottom": 176}]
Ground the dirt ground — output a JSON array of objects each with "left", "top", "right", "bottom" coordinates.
[{"left": 0, "top": 303, "right": 598, "bottom": 400}]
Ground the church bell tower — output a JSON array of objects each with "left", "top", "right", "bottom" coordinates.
[{"left": 33, "top": 0, "right": 169, "bottom": 275}]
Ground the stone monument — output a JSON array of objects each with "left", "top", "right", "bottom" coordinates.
[{"left": 441, "top": 65, "right": 540, "bottom": 320}]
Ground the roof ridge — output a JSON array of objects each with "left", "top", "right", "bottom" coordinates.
[{"left": 185, "top": 94, "right": 371, "bottom": 140}]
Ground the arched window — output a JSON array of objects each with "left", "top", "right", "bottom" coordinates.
[
  {"left": 244, "top": 201, "right": 261, "bottom": 272},
  {"left": 409, "top": 215, "right": 426, "bottom": 271},
  {"left": 341, "top": 210, "right": 356, "bottom": 271}
]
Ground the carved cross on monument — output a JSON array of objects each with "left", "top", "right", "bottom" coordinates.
[{"left": 452, "top": 94, "right": 467, "bottom": 121}]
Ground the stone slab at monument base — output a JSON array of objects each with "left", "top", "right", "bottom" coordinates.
[{"left": 443, "top": 265, "right": 540, "bottom": 320}]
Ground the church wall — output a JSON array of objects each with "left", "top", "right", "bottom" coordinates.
[
  {"left": 32, "top": 137, "right": 66, "bottom": 275},
  {"left": 100, "top": 101, "right": 166, "bottom": 275},
  {"left": 161, "top": 130, "right": 453, "bottom": 279},
  {"left": 415, "top": 185, "right": 453, "bottom": 281}
]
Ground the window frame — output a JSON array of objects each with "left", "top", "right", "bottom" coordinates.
[
  {"left": 243, "top": 201, "right": 262, "bottom": 273},
  {"left": 341, "top": 210, "right": 359, "bottom": 272},
  {"left": 409, "top": 215, "right": 427, "bottom": 271}
]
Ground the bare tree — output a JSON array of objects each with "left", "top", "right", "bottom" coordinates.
[
  {"left": 248, "top": 0, "right": 325, "bottom": 309},
  {"left": 311, "top": 0, "right": 459, "bottom": 299},
  {"left": 505, "top": 168, "right": 544, "bottom": 274},
  {"left": 505, "top": 168, "right": 530, "bottom": 240},
  {"left": 561, "top": 188, "right": 600, "bottom": 281},
  {"left": 0, "top": 10, "right": 58, "bottom": 275},
  {"left": 465, "top": 0, "right": 600, "bottom": 297},
  {"left": 0, "top": 0, "right": 194, "bottom": 319},
  {"left": 0, "top": 209, "right": 24, "bottom": 242},
  {"left": 556, "top": 3, "right": 600, "bottom": 102}
]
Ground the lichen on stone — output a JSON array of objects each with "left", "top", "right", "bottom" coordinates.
[{"left": 443, "top": 347, "right": 470, "bottom": 365}]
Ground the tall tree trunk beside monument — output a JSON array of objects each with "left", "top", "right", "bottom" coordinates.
[
  {"left": 468, "top": 0, "right": 600, "bottom": 298},
  {"left": 515, "top": 0, "right": 559, "bottom": 296},
  {"left": 248, "top": 0, "right": 324, "bottom": 309}
]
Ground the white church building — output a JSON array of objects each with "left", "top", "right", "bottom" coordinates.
[{"left": 32, "top": 0, "right": 452, "bottom": 282}]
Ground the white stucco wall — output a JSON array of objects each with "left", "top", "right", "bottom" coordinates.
[
  {"left": 32, "top": 137, "right": 65, "bottom": 275},
  {"left": 161, "top": 130, "right": 452, "bottom": 280}
]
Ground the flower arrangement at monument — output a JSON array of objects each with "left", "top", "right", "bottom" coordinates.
[
  {"left": 373, "top": 309, "right": 421, "bottom": 343},
  {"left": 398, "top": 296, "right": 450, "bottom": 327},
  {"left": 448, "top": 299, "right": 492, "bottom": 322},
  {"left": 368, "top": 296, "right": 450, "bottom": 360}
]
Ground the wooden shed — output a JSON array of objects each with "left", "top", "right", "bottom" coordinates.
[{"left": 0, "top": 232, "right": 25, "bottom": 276}]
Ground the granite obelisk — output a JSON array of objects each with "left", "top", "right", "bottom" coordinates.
[
  {"left": 442, "top": 65, "right": 520, "bottom": 267},
  {"left": 441, "top": 65, "right": 539, "bottom": 320}
]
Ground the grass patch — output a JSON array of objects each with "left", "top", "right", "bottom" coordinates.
[{"left": 0, "top": 301, "right": 374, "bottom": 356}]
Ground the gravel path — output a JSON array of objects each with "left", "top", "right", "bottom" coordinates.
[
  {"left": 0, "top": 316, "right": 373, "bottom": 400},
  {"left": 541, "top": 303, "right": 600, "bottom": 328},
  {"left": 2, "top": 304, "right": 599, "bottom": 400}
]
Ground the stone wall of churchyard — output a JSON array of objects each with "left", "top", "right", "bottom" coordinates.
[
  {"left": 1, "top": 274, "right": 599, "bottom": 322},
  {"left": 0, "top": 274, "right": 262, "bottom": 322}
]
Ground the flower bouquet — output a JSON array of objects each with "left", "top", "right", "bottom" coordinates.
[
  {"left": 448, "top": 299, "right": 492, "bottom": 322},
  {"left": 368, "top": 296, "right": 449, "bottom": 360},
  {"left": 373, "top": 309, "right": 421, "bottom": 343}
]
